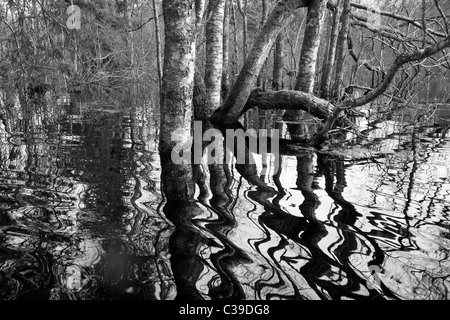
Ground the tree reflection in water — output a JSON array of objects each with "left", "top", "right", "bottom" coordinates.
[{"left": 1, "top": 100, "right": 450, "bottom": 300}]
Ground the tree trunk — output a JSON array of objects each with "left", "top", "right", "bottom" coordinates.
[
  {"left": 195, "top": 0, "right": 206, "bottom": 26},
  {"left": 221, "top": 0, "right": 231, "bottom": 100},
  {"left": 294, "top": 0, "right": 328, "bottom": 93},
  {"left": 205, "top": 0, "right": 226, "bottom": 111},
  {"left": 237, "top": 0, "right": 249, "bottom": 60},
  {"left": 272, "top": 31, "right": 285, "bottom": 91},
  {"left": 239, "top": 0, "right": 249, "bottom": 128},
  {"left": 125, "top": 0, "right": 137, "bottom": 103},
  {"left": 160, "top": 0, "right": 197, "bottom": 201},
  {"left": 319, "top": 0, "right": 341, "bottom": 99},
  {"left": 257, "top": 0, "right": 270, "bottom": 129},
  {"left": 257, "top": 0, "right": 269, "bottom": 87},
  {"left": 283, "top": 0, "right": 327, "bottom": 140},
  {"left": 211, "top": 0, "right": 310, "bottom": 125},
  {"left": 230, "top": 0, "right": 239, "bottom": 86},
  {"left": 332, "top": 0, "right": 351, "bottom": 100},
  {"left": 152, "top": 0, "right": 163, "bottom": 94},
  {"left": 272, "top": 29, "right": 286, "bottom": 130}
]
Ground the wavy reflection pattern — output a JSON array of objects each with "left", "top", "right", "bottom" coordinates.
[
  {"left": 1, "top": 100, "right": 450, "bottom": 300},
  {"left": 0, "top": 101, "right": 174, "bottom": 300}
]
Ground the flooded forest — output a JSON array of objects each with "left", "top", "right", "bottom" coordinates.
[{"left": 1, "top": 0, "right": 450, "bottom": 301}]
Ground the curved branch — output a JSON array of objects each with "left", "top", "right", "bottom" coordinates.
[
  {"left": 243, "top": 88, "right": 333, "bottom": 120},
  {"left": 350, "top": 2, "right": 447, "bottom": 39},
  {"left": 348, "top": 36, "right": 450, "bottom": 108}
]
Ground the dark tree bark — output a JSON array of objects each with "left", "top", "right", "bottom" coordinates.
[
  {"left": 331, "top": 0, "right": 351, "bottom": 100},
  {"left": 236, "top": 0, "right": 249, "bottom": 60},
  {"left": 195, "top": 0, "right": 206, "bottom": 25},
  {"left": 319, "top": 0, "right": 341, "bottom": 99},
  {"left": 272, "top": 31, "right": 285, "bottom": 91}
]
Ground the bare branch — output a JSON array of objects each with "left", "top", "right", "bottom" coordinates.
[
  {"left": 347, "top": 35, "right": 450, "bottom": 109},
  {"left": 350, "top": 2, "right": 447, "bottom": 39},
  {"left": 432, "top": 0, "right": 449, "bottom": 36}
]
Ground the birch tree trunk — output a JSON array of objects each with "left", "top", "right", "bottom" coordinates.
[
  {"left": 205, "top": 0, "right": 226, "bottom": 110},
  {"left": 230, "top": 0, "right": 239, "bottom": 86},
  {"left": 152, "top": 0, "right": 163, "bottom": 94},
  {"left": 294, "top": 0, "right": 327, "bottom": 93},
  {"left": 221, "top": 0, "right": 231, "bottom": 100},
  {"left": 160, "top": 0, "right": 197, "bottom": 201},
  {"left": 283, "top": 0, "right": 327, "bottom": 140},
  {"left": 257, "top": 0, "right": 269, "bottom": 88},
  {"left": 257, "top": 0, "right": 270, "bottom": 129}
]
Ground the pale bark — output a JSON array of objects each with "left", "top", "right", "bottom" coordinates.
[
  {"left": 257, "top": 0, "right": 270, "bottom": 127},
  {"left": 230, "top": 0, "right": 239, "bottom": 86},
  {"left": 152, "top": 0, "right": 163, "bottom": 93},
  {"left": 221, "top": 0, "right": 231, "bottom": 99},
  {"left": 160, "top": 0, "right": 197, "bottom": 201},
  {"left": 205, "top": 0, "right": 226, "bottom": 110},
  {"left": 211, "top": 0, "right": 310, "bottom": 125},
  {"left": 284, "top": 0, "right": 327, "bottom": 140},
  {"left": 237, "top": 0, "right": 249, "bottom": 128},
  {"left": 294, "top": 0, "right": 328, "bottom": 93},
  {"left": 257, "top": 0, "right": 269, "bottom": 87}
]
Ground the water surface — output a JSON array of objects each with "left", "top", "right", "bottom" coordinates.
[{"left": 1, "top": 101, "right": 449, "bottom": 300}]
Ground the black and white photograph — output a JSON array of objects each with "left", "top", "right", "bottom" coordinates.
[{"left": 1, "top": 0, "right": 450, "bottom": 309}]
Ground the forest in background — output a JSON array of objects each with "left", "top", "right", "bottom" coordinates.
[{"left": 1, "top": 0, "right": 449, "bottom": 109}]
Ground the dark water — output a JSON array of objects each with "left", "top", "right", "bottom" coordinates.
[{"left": 1, "top": 100, "right": 450, "bottom": 300}]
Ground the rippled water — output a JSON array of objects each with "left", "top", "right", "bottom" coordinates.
[{"left": 1, "top": 101, "right": 450, "bottom": 300}]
